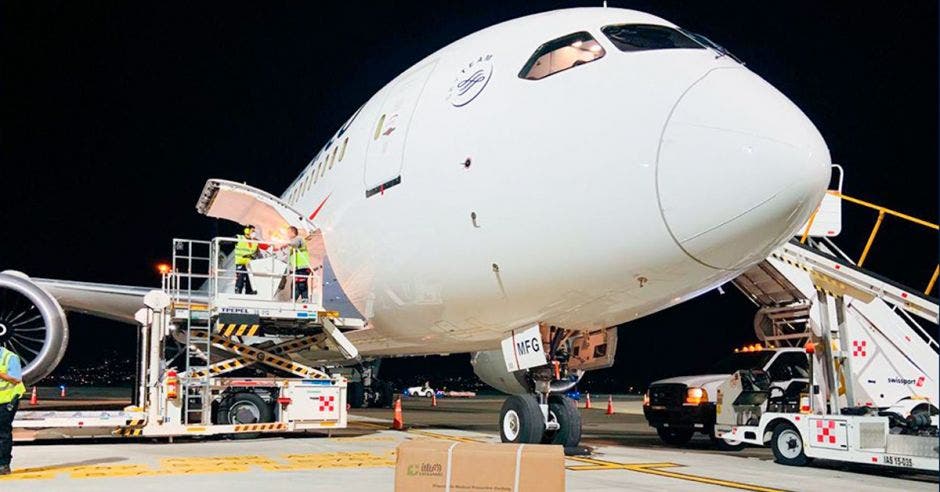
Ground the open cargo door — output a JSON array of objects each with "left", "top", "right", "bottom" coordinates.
[{"left": 195, "top": 179, "right": 326, "bottom": 265}]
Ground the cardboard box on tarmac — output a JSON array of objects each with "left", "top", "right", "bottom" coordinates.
[{"left": 395, "top": 440, "right": 564, "bottom": 492}]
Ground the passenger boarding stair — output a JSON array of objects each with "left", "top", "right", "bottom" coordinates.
[{"left": 733, "top": 238, "right": 938, "bottom": 409}]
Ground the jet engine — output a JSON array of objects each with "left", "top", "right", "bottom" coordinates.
[{"left": 0, "top": 271, "right": 69, "bottom": 384}]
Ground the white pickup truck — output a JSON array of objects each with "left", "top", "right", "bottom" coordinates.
[{"left": 643, "top": 347, "right": 809, "bottom": 450}]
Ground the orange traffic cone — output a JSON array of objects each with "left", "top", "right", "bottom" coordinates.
[
  {"left": 392, "top": 396, "right": 405, "bottom": 430},
  {"left": 29, "top": 386, "right": 38, "bottom": 405},
  {"left": 431, "top": 392, "right": 438, "bottom": 407},
  {"left": 605, "top": 395, "right": 614, "bottom": 415},
  {"left": 584, "top": 393, "right": 592, "bottom": 409}
]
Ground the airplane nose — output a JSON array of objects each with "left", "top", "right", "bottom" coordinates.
[{"left": 656, "top": 68, "right": 831, "bottom": 271}]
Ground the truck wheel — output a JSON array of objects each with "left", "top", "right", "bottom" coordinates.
[
  {"left": 216, "top": 392, "right": 273, "bottom": 439},
  {"left": 541, "top": 394, "right": 582, "bottom": 447},
  {"left": 713, "top": 436, "right": 747, "bottom": 452},
  {"left": 656, "top": 427, "right": 694, "bottom": 446},
  {"left": 771, "top": 422, "right": 811, "bottom": 466},
  {"left": 499, "top": 394, "right": 545, "bottom": 444}
]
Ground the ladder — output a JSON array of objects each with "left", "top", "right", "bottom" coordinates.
[
  {"left": 733, "top": 237, "right": 938, "bottom": 409},
  {"left": 184, "top": 307, "right": 212, "bottom": 424},
  {"left": 169, "top": 238, "right": 215, "bottom": 425}
]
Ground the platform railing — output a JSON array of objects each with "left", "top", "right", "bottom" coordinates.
[
  {"left": 800, "top": 190, "right": 939, "bottom": 296},
  {"left": 209, "top": 236, "right": 323, "bottom": 309},
  {"left": 163, "top": 236, "right": 324, "bottom": 313}
]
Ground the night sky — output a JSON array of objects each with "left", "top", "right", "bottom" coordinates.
[{"left": 3, "top": 2, "right": 938, "bottom": 389}]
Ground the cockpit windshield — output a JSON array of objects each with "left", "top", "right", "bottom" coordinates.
[
  {"left": 519, "top": 31, "right": 606, "bottom": 80},
  {"left": 601, "top": 24, "right": 705, "bottom": 52}
]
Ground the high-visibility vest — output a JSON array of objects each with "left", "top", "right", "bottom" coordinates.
[
  {"left": 0, "top": 348, "right": 26, "bottom": 404},
  {"left": 289, "top": 240, "right": 311, "bottom": 270},
  {"left": 234, "top": 235, "right": 258, "bottom": 266}
]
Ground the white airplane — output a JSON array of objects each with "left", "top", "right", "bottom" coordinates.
[{"left": 0, "top": 7, "right": 830, "bottom": 446}]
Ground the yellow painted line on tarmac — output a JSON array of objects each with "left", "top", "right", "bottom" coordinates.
[
  {"left": 409, "top": 429, "right": 484, "bottom": 443},
  {"left": 566, "top": 456, "right": 789, "bottom": 492},
  {"left": 0, "top": 451, "right": 397, "bottom": 481}
]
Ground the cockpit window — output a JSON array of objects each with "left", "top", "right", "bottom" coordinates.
[
  {"left": 601, "top": 24, "right": 704, "bottom": 52},
  {"left": 519, "top": 31, "right": 606, "bottom": 80}
]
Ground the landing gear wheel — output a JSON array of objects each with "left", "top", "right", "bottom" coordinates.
[
  {"left": 499, "top": 394, "right": 545, "bottom": 444},
  {"left": 216, "top": 392, "right": 274, "bottom": 439},
  {"left": 656, "top": 427, "right": 694, "bottom": 446},
  {"left": 348, "top": 382, "right": 365, "bottom": 409},
  {"left": 541, "top": 395, "right": 582, "bottom": 447},
  {"left": 375, "top": 381, "right": 394, "bottom": 408},
  {"left": 771, "top": 422, "right": 811, "bottom": 466}
]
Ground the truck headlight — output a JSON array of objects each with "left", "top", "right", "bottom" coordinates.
[{"left": 684, "top": 387, "right": 708, "bottom": 405}]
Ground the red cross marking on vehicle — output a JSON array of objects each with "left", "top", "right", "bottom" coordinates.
[
  {"left": 318, "top": 395, "right": 335, "bottom": 412},
  {"left": 815, "top": 420, "right": 838, "bottom": 444},
  {"left": 852, "top": 340, "right": 867, "bottom": 357}
]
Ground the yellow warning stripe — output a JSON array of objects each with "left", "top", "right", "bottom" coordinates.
[
  {"left": 112, "top": 428, "right": 144, "bottom": 437},
  {"left": 191, "top": 335, "right": 321, "bottom": 378},
  {"left": 215, "top": 323, "right": 260, "bottom": 337},
  {"left": 211, "top": 335, "right": 329, "bottom": 379},
  {"left": 233, "top": 423, "right": 287, "bottom": 432}
]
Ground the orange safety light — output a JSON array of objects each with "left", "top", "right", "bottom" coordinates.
[
  {"left": 684, "top": 387, "right": 708, "bottom": 405},
  {"left": 804, "top": 341, "right": 816, "bottom": 354},
  {"left": 156, "top": 263, "right": 171, "bottom": 275},
  {"left": 166, "top": 370, "right": 179, "bottom": 400}
]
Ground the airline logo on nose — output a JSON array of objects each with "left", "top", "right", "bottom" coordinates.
[{"left": 448, "top": 54, "right": 493, "bottom": 107}]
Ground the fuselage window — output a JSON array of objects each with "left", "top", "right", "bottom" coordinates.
[
  {"left": 302, "top": 167, "right": 314, "bottom": 194},
  {"left": 318, "top": 158, "right": 327, "bottom": 179},
  {"left": 288, "top": 185, "right": 297, "bottom": 204},
  {"left": 338, "top": 137, "right": 349, "bottom": 161},
  {"left": 328, "top": 145, "right": 338, "bottom": 169},
  {"left": 601, "top": 24, "right": 704, "bottom": 52},
  {"left": 519, "top": 31, "right": 606, "bottom": 81}
]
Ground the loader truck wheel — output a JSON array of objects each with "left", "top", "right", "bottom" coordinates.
[
  {"left": 541, "top": 394, "right": 582, "bottom": 447},
  {"left": 217, "top": 392, "right": 274, "bottom": 439},
  {"left": 771, "top": 422, "right": 811, "bottom": 466},
  {"left": 656, "top": 427, "right": 694, "bottom": 446},
  {"left": 499, "top": 394, "right": 545, "bottom": 444}
]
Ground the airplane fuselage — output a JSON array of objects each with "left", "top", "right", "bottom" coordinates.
[{"left": 277, "top": 8, "right": 830, "bottom": 356}]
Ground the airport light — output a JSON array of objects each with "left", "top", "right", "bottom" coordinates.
[{"left": 156, "top": 263, "right": 171, "bottom": 275}]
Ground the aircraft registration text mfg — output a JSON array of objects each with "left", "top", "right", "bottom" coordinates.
[{"left": 501, "top": 324, "right": 547, "bottom": 372}]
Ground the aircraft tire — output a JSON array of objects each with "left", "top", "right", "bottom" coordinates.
[
  {"left": 542, "top": 394, "right": 582, "bottom": 447},
  {"left": 499, "top": 394, "right": 545, "bottom": 444}
]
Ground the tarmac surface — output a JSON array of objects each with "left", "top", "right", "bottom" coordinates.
[{"left": 3, "top": 395, "right": 937, "bottom": 491}]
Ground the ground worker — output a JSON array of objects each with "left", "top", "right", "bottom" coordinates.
[
  {"left": 234, "top": 225, "right": 259, "bottom": 295},
  {"left": 0, "top": 346, "right": 26, "bottom": 475},
  {"left": 275, "top": 226, "right": 313, "bottom": 301}
]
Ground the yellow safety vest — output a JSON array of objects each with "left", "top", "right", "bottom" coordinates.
[
  {"left": 0, "top": 348, "right": 26, "bottom": 404},
  {"left": 234, "top": 235, "right": 258, "bottom": 266},
  {"left": 290, "top": 240, "right": 311, "bottom": 270}
]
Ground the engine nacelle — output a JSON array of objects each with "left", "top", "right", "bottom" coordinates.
[
  {"left": 470, "top": 350, "right": 530, "bottom": 395},
  {"left": 0, "top": 271, "right": 69, "bottom": 384}
]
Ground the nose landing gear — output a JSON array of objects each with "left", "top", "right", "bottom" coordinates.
[{"left": 498, "top": 393, "right": 582, "bottom": 449}]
